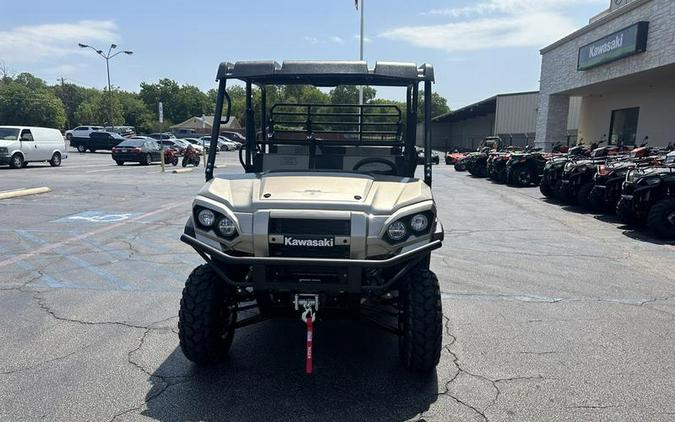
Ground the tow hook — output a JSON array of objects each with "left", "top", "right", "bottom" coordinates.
[{"left": 295, "top": 294, "right": 319, "bottom": 375}]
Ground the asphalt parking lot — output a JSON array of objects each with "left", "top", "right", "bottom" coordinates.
[{"left": 1, "top": 151, "right": 674, "bottom": 422}]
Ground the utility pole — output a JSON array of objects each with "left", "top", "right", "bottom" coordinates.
[{"left": 58, "top": 77, "right": 70, "bottom": 130}]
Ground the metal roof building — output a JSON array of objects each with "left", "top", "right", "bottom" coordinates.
[{"left": 425, "top": 92, "right": 580, "bottom": 151}]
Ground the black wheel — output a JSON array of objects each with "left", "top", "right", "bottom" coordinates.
[
  {"left": 172, "top": 157, "right": 178, "bottom": 166},
  {"left": 179, "top": 264, "right": 237, "bottom": 366},
  {"left": 9, "top": 153, "right": 24, "bottom": 169},
  {"left": 399, "top": 267, "right": 443, "bottom": 373},
  {"left": 576, "top": 182, "right": 594, "bottom": 210},
  {"left": 66, "top": 133, "right": 72, "bottom": 140},
  {"left": 647, "top": 198, "right": 675, "bottom": 239},
  {"left": 182, "top": 157, "right": 188, "bottom": 167},
  {"left": 89, "top": 148, "right": 96, "bottom": 153},
  {"left": 77, "top": 144, "right": 86, "bottom": 153},
  {"left": 49, "top": 152, "right": 62, "bottom": 167},
  {"left": 454, "top": 162, "right": 465, "bottom": 172},
  {"left": 539, "top": 178, "right": 554, "bottom": 198},
  {"left": 512, "top": 167, "right": 533, "bottom": 187},
  {"left": 588, "top": 186, "right": 606, "bottom": 212},
  {"left": 195, "top": 157, "right": 200, "bottom": 167},
  {"left": 142, "top": 153, "right": 152, "bottom": 166},
  {"left": 616, "top": 197, "right": 638, "bottom": 226},
  {"left": 115, "top": 160, "right": 124, "bottom": 166}
]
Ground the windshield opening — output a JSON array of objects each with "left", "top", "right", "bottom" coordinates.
[{"left": 0, "top": 128, "right": 20, "bottom": 141}]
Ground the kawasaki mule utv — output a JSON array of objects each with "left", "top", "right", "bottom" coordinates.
[{"left": 178, "top": 61, "right": 444, "bottom": 373}]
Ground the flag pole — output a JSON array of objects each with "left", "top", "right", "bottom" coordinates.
[{"left": 359, "top": 0, "right": 364, "bottom": 106}]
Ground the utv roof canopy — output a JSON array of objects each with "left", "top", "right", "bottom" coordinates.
[{"left": 216, "top": 60, "right": 434, "bottom": 86}]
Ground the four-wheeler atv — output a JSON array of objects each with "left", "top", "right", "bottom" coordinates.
[
  {"left": 487, "top": 150, "right": 512, "bottom": 183},
  {"left": 446, "top": 151, "right": 466, "bottom": 166},
  {"left": 466, "top": 137, "right": 503, "bottom": 178},
  {"left": 178, "top": 60, "right": 444, "bottom": 373},
  {"left": 617, "top": 164, "right": 675, "bottom": 237},
  {"left": 558, "top": 146, "right": 620, "bottom": 206},
  {"left": 454, "top": 155, "right": 469, "bottom": 171},
  {"left": 506, "top": 149, "right": 548, "bottom": 187}
]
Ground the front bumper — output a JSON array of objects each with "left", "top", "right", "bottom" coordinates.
[{"left": 181, "top": 223, "right": 444, "bottom": 294}]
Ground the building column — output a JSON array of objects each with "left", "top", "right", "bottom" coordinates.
[{"left": 535, "top": 93, "right": 570, "bottom": 151}]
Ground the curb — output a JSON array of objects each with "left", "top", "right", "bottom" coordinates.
[
  {"left": 172, "top": 168, "right": 194, "bottom": 174},
  {"left": 0, "top": 187, "right": 51, "bottom": 200}
]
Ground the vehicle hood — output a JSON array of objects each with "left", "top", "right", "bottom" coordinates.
[
  {"left": 197, "top": 172, "right": 433, "bottom": 214},
  {"left": 0, "top": 139, "right": 18, "bottom": 148}
]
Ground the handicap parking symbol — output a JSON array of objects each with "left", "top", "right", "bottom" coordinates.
[{"left": 54, "top": 211, "right": 139, "bottom": 223}]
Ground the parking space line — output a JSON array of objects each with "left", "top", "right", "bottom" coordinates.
[
  {"left": 0, "top": 201, "right": 188, "bottom": 269},
  {"left": 86, "top": 166, "right": 155, "bottom": 174},
  {"left": 15, "top": 230, "right": 132, "bottom": 291}
]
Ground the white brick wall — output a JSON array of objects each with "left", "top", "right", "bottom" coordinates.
[{"left": 535, "top": 0, "right": 675, "bottom": 149}]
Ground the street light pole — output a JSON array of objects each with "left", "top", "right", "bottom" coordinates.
[{"left": 78, "top": 43, "right": 133, "bottom": 130}]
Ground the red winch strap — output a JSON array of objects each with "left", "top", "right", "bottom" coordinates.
[{"left": 305, "top": 314, "right": 314, "bottom": 375}]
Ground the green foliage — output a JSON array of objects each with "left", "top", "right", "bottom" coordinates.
[
  {"left": 0, "top": 74, "right": 66, "bottom": 128},
  {"left": 0, "top": 70, "right": 451, "bottom": 134},
  {"left": 417, "top": 91, "right": 450, "bottom": 123}
]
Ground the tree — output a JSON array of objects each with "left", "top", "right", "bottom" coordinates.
[
  {"left": 0, "top": 74, "right": 66, "bottom": 128},
  {"left": 417, "top": 91, "right": 450, "bottom": 122},
  {"left": 329, "top": 85, "right": 376, "bottom": 105},
  {"left": 140, "top": 79, "right": 212, "bottom": 124},
  {"left": 52, "top": 82, "right": 99, "bottom": 129},
  {"left": 73, "top": 89, "right": 124, "bottom": 127}
]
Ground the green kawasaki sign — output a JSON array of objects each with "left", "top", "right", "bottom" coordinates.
[{"left": 578, "top": 21, "right": 649, "bottom": 71}]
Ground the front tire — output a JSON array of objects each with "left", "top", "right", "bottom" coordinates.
[
  {"left": 115, "top": 160, "right": 124, "bottom": 166},
  {"left": 512, "top": 167, "right": 533, "bottom": 187},
  {"left": 576, "top": 182, "right": 594, "bottom": 210},
  {"left": 540, "top": 178, "right": 554, "bottom": 198},
  {"left": 77, "top": 144, "right": 86, "bottom": 153},
  {"left": 179, "top": 264, "right": 237, "bottom": 366},
  {"left": 9, "top": 153, "right": 24, "bottom": 169},
  {"left": 399, "top": 267, "right": 443, "bottom": 373},
  {"left": 142, "top": 153, "right": 152, "bottom": 166},
  {"left": 647, "top": 198, "right": 675, "bottom": 239},
  {"left": 49, "top": 152, "right": 62, "bottom": 167}
]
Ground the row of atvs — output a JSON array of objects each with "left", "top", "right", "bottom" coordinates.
[{"left": 448, "top": 140, "right": 675, "bottom": 239}]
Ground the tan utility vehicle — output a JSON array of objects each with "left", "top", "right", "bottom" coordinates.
[{"left": 179, "top": 61, "right": 444, "bottom": 373}]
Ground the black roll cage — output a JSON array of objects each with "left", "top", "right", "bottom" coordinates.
[{"left": 205, "top": 61, "right": 435, "bottom": 186}]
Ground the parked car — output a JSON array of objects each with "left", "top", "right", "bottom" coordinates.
[
  {"left": 65, "top": 125, "right": 103, "bottom": 140},
  {"left": 158, "top": 139, "right": 186, "bottom": 155},
  {"left": 183, "top": 138, "right": 207, "bottom": 153},
  {"left": 0, "top": 126, "right": 68, "bottom": 168},
  {"left": 416, "top": 148, "right": 439, "bottom": 165},
  {"left": 221, "top": 131, "right": 246, "bottom": 144},
  {"left": 71, "top": 131, "right": 126, "bottom": 153},
  {"left": 112, "top": 139, "right": 165, "bottom": 166},
  {"left": 219, "top": 136, "right": 241, "bottom": 151},
  {"left": 148, "top": 133, "right": 177, "bottom": 141}
]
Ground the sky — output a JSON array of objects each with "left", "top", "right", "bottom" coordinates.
[{"left": 0, "top": 0, "right": 609, "bottom": 109}]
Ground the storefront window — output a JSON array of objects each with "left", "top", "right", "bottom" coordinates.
[{"left": 609, "top": 107, "right": 640, "bottom": 146}]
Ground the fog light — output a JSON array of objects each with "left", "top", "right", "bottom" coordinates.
[
  {"left": 387, "top": 220, "right": 407, "bottom": 241},
  {"left": 197, "top": 209, "right": 215, "bottom": 227},
  {"left": 217, "top": 216, "right": 237, "bottom": 237},
  {"left": 410, "top": 214, "right": 429, "bottom": 232}
]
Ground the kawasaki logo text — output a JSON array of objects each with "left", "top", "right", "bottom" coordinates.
[{"left": 284, "top": 237, "right": 334, "bottom": 247}]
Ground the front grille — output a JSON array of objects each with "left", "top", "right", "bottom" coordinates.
[
  {"left": 268, "top": 218, "right": 351, "bottom": 258},
  {"left": 267, "top": 266, "right": 349, "bottom": 285},
  {"left": 269, "top": 218, "right": 350, "bottom": 236}
]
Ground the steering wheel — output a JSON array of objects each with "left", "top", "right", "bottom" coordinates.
[{"left": 352, "top": 158, "right": 398, "bottom": 176}]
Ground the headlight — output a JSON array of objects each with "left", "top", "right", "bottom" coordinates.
[
  {"left": 387, "top": 221, "right": 407, "bottom": 241},
  {"left": 217, "top": 216, "right": 237, "bottom": 237},
  {"left": 644, "top": 177, "right": 661, "bottom": 186},
  {"left": 410, "top": 214, "right": 429, "bottom": 232},
  {"left": 0, "top": 147, "right": 7, "bottom": 155},
  {"left": 197, "top": 209, "right": 216, "bottom": 227}
]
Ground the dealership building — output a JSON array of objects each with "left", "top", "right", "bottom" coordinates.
[{"left": 536, "top": 0, "right": 675, "bottom": 150}]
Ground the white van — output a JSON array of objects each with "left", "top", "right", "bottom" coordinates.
[{"left": 0, "top": 126, "right": 68, "bottom": 168}]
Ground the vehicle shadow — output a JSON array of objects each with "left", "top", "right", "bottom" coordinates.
[
  {"left": 622, "top": 230, "right": 675, "bottom": 245},
  {"left": 142, "top": 320, "right": 439, "bottom": 422}
]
